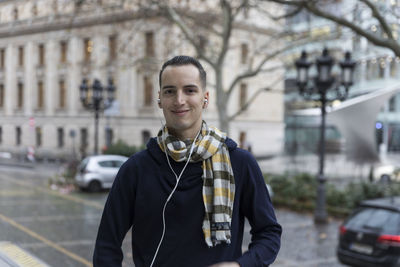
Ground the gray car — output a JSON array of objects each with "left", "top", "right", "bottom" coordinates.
[{"left": 75, "top": 155, "right": 128, "bottom": 192}]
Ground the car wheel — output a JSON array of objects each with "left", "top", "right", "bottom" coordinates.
[
  {"left": 88, "top": 180, "right": 102, "bottom": 192},
  {"left": 380, "top": 174, "right": 391, "bottom": 184}
]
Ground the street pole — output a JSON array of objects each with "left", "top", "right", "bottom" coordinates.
[
  {"left": 94, "top": 105, "right": 99, "bottom": 155},
  {"left": 79, "top": 78, "right": 116, "bottom": 156},
  {"left": 295, "top": 49, "right": 356, "bottom": 224},
  {"left": 315, "top": 93, "right": 328, "bottom": 223}
]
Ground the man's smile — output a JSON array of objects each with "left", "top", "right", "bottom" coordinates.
[{"left": 171, "top": 109, "right": 190, "bottom": 116}]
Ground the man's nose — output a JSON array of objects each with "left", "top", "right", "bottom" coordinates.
[{"left": 174, "top": 91, "right": 185, "bottom": 105}]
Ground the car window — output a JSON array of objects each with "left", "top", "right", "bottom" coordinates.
[
  {"left": 346, "top": 207, "right": 400, "bottom": 235},
  {"left": 79, "top": 158, "right": 90, "bottom": 172},
  {"left": 112, "top": 160, "right": 125, "bottom": 168},
  {"left": 98, "top": 160, "right": 114, "bottom": 168}
]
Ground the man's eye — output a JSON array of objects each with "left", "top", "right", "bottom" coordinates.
[
  {"left": 164, "top": 90, "right": 173, "bottom": 95},
  {"left": 186, "top": 88, "right": 197, "bottom": 93}
]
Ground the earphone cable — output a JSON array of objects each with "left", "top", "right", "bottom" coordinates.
[{"left": 149, "top": 129, "right": 201, "bottom": 267}]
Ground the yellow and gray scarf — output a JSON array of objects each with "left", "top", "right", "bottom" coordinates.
[{"left": 157, "top": 121, "right": 235, "bottom": 247}]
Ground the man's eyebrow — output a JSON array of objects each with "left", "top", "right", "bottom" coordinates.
[
  {"left": 183, "top": 84, "right": 199, "bottom": 88},
  {"left": 162, "top": 85, "right": 176, "bottom": 90}
]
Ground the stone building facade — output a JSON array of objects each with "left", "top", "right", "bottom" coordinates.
[{"left": 0, "top": 0, "right": 284, "bottom": 160}]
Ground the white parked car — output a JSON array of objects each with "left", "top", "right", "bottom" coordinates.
[
  {"left": 372, "top": 164, "right": 400, "bottom": 183},
  {"left": 75, "top": 155, "right": 128, "bottom": 192}
]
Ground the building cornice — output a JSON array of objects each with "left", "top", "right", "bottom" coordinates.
[
  {"left": 0, "top": 6, "right": 276, "bottom": 38},
  {"left": 0, "top": 8, "right": 161, "bottom": 38}
]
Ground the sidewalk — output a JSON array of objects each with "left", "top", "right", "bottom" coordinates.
[
  {"left": 270, "top": 209, "right": 345, "bottom": 267},
  {"left": 258, "top": 153, "right": 371, "bottom": 181}
]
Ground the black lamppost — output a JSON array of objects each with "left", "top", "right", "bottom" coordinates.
[
  {"left": 295, "top": 48, "right": 356, "bottom": 223},
  {"left": 79, "top": 78, "right": 116, "bottom": 155}
]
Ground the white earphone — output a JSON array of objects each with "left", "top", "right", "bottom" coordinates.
[{"left": 149, "top": 128, "right": 201, "bottom": 267}]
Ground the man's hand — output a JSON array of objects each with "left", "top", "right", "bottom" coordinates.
[{"left": 208, "top": 262, "right": 240, "bottom": 267}]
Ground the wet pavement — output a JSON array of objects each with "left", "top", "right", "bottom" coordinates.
[
  {"left": 271, "top": 210, "right": 345, "bottom": 267},
  {"left": 0, "top": 164, "right": 346, "bottom": 267}
]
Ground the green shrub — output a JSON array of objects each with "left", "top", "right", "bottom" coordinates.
[
  {"left": 267, "top": 172, "right": 316, "bottom": 202},
  {"left": 102, "top": 140, "right": 144, "bottom": 157},
  {"left": 326, "top": 184, "right": 348, "bottom": 208},
  {"left": 266, "top": 172, "right": 400, "bottom": 217}
]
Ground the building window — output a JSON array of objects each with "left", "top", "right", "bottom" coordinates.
[
  {"left": 84, "top": 38, "right": 92, "bottom": 62},
  {"left": 145, "top": 32, "right": 154, "bottom": 57},
  {"left": 36, "top": 127, "right": 42, "bottom": 147},
  {"left": 13, "top": 7, "right": 18, "bottom": 20},
  {"left": 60, "top": 41, "right": 67, "bottom": 63},
  {"left": 366, "top": 59, "right": 379, "bottom": 80},
  {"left": 16, "top": 127, "right": 21, "bottom": 146},
  {"left": 38, "top": 44, "right": 45, "bottom": 66},
  {"left": 37, "top": 81, "right": 44, "bottom": 109},
  {"left": 32, "top": 3, "right": 38, "bottom": 16},
  {"left": 390, "top": 58, "right": 397, "bottom": 78},
  {"left": 59, "top": 80, "right": 66, "bottom": 108},
  {"left": 105, "top": 128, "right": 113, "bottom": 148},
  {"left": 109, "top": 35, "right": 117, "bottom": 61},
  {"left": 17, "top": 83, "right": 23, "bottom": 108},
  {"left": 379, "top": 58, "right": 385, "bottom": 78},
  {"left": 0, "top": 49, "right": 5, "bottom": 69},
  {"left": 0, "top": 84, "right": 4, "bottom": 108},
  {"left": 389, "top": 96, "right": 396, "bottom": 112},
  {"left": 239, "top": 83, "right": 247, "bottom": 109},
  {"left": 144, "top": 76, "right": 153, "bottom": 106},
  {"left": 57, "top": 128, "right": 64, "bottom": 148},
  {"left": 239, "top": 131, "right": 246, "bottom": 149},
  {"left": 142, "top": 130, "right": 151, "bottom": 145},
  {"left": 18, "top": 46, "right": 24, "bottom": 67},
  {"left": 241, "top": 43, "right": 248, "bottom": 64}
]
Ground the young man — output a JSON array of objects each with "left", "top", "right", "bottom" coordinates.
[{"left": 93, "top": 55, "right": 281, "bottom": 267}]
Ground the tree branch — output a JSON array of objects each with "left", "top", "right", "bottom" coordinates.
[
  {"left": 227, "top": 38, "right": 305, "bottom": 97},
  {"left": 257, "top": 4, "right": 304, "bottom": 21},
  {"left": 359, "top": 0, "right": 394, "bottom": 40},
  {"left": 229, "top": 75, "right": 283, "bottom": 120},
  {"left": 267, "top": 0, "right": 400, "bottom": 56},
  {"left": 160, "top": 3, "right": 217, "bottom": 68},
  {"left": 217, "top": 0, "right": 234, "bottom": 67}
]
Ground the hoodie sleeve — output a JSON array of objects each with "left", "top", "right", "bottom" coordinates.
[
  {"left": 236, "top": 152, "right": 282, "bottom": 267},
  {"left": 93, "top": 158, "right": 136, "bottom": 267}
]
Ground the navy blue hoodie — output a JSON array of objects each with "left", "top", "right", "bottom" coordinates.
[{"left": 93, "top": 137, "right": 281, "bottom": 267}]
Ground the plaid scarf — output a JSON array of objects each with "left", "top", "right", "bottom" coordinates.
[{"left": 157, "top": 121, "right": 235, "bottom": 247}]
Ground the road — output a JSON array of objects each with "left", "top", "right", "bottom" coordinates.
[{"left": 0, "top": 164, "right": 345, "bottom": 267}]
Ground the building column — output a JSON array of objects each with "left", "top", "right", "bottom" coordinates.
[
  {"left": 24, "top": 42, "right": 35, "bottom": 116},
  {"left": 68, "top": 37, "right": 80, "bottom": 116},
  {"left": 5, "top": 44, "right": 15, "bottom": 116},
  {"left": 93, "top": 35, "right": 108, "bottom": 82},
  {"left": 45, "top": 40, "right": 56, "bottom": 116}
]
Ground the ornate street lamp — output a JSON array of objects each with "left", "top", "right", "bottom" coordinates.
[
  {"left": 295, "top": 48, "right": 356, "bottom": 223},
  {"left": 79, "top": 77, "right": 116, "bottom": 155}
]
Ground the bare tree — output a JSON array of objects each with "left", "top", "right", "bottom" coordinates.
[
  {"left": 266, "top": 0, "right": 400, "bottom": 57},
  {"left": 145, "top": 0, "right": 308, "bottom": 132},
  {"left": 77, "top": 0, "right": 326, "bottom": 132}
]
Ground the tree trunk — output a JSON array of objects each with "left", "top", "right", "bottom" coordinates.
[{"left": 214, "top": 68, "right": 230, "bottom": 134}]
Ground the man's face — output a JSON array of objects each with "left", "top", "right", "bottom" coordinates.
[{"left": 159, "top": 64, "right": 208, "bottom": 140}]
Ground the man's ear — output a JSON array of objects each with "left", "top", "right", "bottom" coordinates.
[
  {"left": 157, "top": 91, "right": 161, "bottom": 108},
  {"left": 203, "top": 91, "right": 209, "bottom": 109}
]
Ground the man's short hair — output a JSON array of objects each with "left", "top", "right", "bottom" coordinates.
[{"left": 159, "top": 55, "right": 207, "bottom": 89}]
